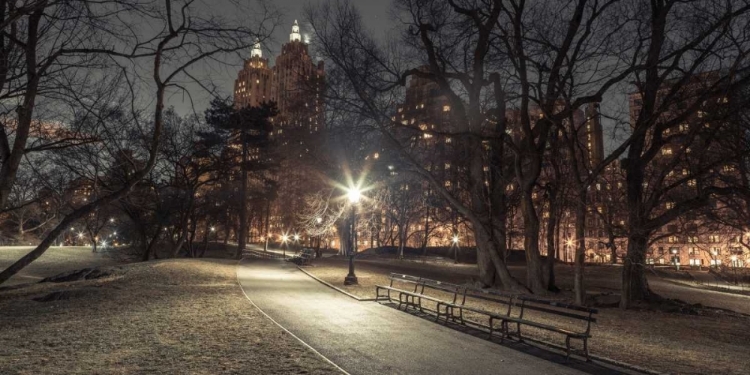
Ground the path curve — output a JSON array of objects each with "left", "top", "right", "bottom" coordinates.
[{"left": 237, "top": 257, "right": 628, "bottom": 375}]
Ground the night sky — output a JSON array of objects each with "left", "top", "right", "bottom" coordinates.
[{"left": 166, "top": 0, "right": 393, "bottom": 116}]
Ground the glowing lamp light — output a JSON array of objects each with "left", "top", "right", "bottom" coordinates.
[
  {"left": 566, "top": 239, "right": 574, "bottom": 247},
  {"left": 347, "top": 187, "right": 362, "bottom": 203},
  {"left": 294, "top": 234, "right": 300, "bottom": 241},
  {"left": 210, "top": 226, "right": 216, "bottom": 232},
  {"left": 452, "top": 235, "right": 459, "bottom": 244},
  {"left": 78, "top": 232, "right": 84, "bottom": 239},
  {"left": 281, "top": 235, "right": 289, "bottom": 243},
  {"left": 316, "top": 217, "right": 323, "bottom": 224},
  {"left": 732, "top": 255, "right": 738, "bottom": 261}
]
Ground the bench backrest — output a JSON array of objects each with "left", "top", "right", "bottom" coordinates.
[
  {"left": 517, "top": 296, "right": 598, "bottom": 334},
  {"left": 388, "top": 273, "right": 463, "bottom": 303},
  {"left": 462, "top": 286, "right": 517, "bottom": 316}
]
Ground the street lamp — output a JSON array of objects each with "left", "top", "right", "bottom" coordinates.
[
  {"left": 451, "top": 234, "right": 460, "bottom": 264},
  {"left": 281, "top": 234, "right": 289, "bottom": 258},
  {"left": 345, "top": 186, "right": 362, "bottom": 285}
]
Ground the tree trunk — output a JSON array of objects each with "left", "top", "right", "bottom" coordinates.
[
  {"left": 545, "top": 189, "right": 559, "bottom": 292},
  {"left": 143, "top": 228, "right": 161, "bottom": 261},
  {"left": 237, "top": 138, "right": 249, "bottom": 259},
  {"left": 620, "top": 232, "right": 654, "bottom": 308},
  {"left": 574, "top": 196, "right": 587, "bottom": 305},
  {"left": 520, "top": 191, "right": 548, "bottom": 294},
  {"left": 474, "top": 222, "right": 526, "bottom": 291}
]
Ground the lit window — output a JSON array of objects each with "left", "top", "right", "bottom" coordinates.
[
  {"left": 666, "top": 201, "right": 675, "bottom": 210},
  {"left": 445, "top": 180, "right": 451, "bottom": 187},
  {"left": 445, "top": 137, "right": 452, "bottom": 144},
  {"left": 723, "top": 165, "right": 735, "bottom": 173},
  {"left": 662, "top": 147, "right": 673, "bottom": 156},
  {"left": 445, "top": 163, "right": 451, "bottom": 170},
  {"left": 709, "top": 235, "right": 720, "bottom": 243},
  {"left": 443, "top": 105, "right": 450, "bottom": 112},
  {"left": 687, "top": 179, "right": 696, "bottom": 187},
  {"left": 374, "top": 153, "right": 379, "bottom": 159}
]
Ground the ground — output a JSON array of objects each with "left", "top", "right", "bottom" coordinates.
[
  {"left": 303, "top": 256, "right": 750, "bottom": 375},
  {"left": 0, "top": 246, "right": 123, "bottom": 286},
  {"left": 0, "top": 248, "right": 338, "bottom": 374}
]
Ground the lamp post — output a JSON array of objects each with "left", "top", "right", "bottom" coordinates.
[
  {"left": 345, "top": 186, "right": 361, "bottom": 285},
  {"left": 451, "top": 234, "right": 460, "bottom": 264},
  {"left": 316, "top": 217, "right": 323, "bottom": 258},
  {"left": 281, "top": 234, "right": 289, "bottom": 258},
  {"left": 731, "top": 255, "right": 738, "bottom": 285}
]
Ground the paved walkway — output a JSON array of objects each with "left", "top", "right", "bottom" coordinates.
[{"left": 237, "top": 258, "right": 634, "bottom": 375}]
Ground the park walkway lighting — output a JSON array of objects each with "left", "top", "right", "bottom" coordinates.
[{"left": 344, "top": 184, "right": 365, "bottom": 285}]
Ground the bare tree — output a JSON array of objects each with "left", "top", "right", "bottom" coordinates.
[{"left": 0, "top": 0, "right": 277, "bottom": 285}]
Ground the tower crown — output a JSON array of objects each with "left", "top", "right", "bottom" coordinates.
[
  {"left": 290, "top": 19, "right": 301, "bottom": 42},
  {"left": 251, "top": 39, "right": 262, "bottom": 58}
]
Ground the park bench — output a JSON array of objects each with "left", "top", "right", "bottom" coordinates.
[
  {"left": 505, "top": 296, "right": 598, "bottom": 361},
  {"left": 290, "top": 248, "right": 315, "bottom": 265},
  {"left": 375, "top": 273, "right": 463, "bottom": 314},
  {"left": 374, "top": 272, "right": 598, "bottom": 361}
]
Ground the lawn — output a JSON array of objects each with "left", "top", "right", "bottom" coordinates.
[
  {"left": 0, "top": 257, "right": 338, "bottom": 374},
  {"left": 304, "top": 256, "right": 750, "bottom": 375},
  {"left": 0, "top": 246, "right": 124, "bottom": 286}
]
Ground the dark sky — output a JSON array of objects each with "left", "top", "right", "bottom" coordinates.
[{"left": 166, "top": 0, "right": 393, "bottom": 115}]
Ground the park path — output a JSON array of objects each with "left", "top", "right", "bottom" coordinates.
[{"left": 237, "top": 257, "right": 631, "bottom": 375}]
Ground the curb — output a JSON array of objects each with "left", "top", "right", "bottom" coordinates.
[{"left": 295, "top": 266, "right": 377, "bottom": 302}]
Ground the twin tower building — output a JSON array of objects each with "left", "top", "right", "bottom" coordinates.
[{"left": 233, "top": 20, "right": 325, "bottom": 135}]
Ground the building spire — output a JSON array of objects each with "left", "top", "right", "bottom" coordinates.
[
  {"left": 251, "top": 38, "right": 262, "bottom": 58},
  {"left": 290, "top": 19, "right": 301, "bottom": 42}
]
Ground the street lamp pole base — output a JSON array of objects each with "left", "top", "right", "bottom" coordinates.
[{"left": 344, "top": 274, "right": 358, "bottom": 285}]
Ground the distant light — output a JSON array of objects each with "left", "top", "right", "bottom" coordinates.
[
  {"left": 294, "top": 234, "right": 300, "bottom": 241},
  {"left": 566, "top": 239, "right": 573, "bottom": 246},
  {"left": 78, "top": 232, "right": 84, "bottom": 239},
  {"left": 210, "top": 227, "right": 216, "bottom": 232},
  {"left": 316, "top": 217, "right": 322, "bottom": 224},
  {"left": 281, "top": 235, "right": 289, "bottom": 243},
  {"left": 109, "top": 218, "right": 115, "bottom": 223},
  {"left": 452, "top": 235, "right": 459, "bottom": 244}
]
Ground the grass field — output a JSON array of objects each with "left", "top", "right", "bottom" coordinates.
[
  {"left": 304, "top": 256, "right": 750, "bottom": 375},
  {"left": 0, "top": 248, "right": 338, "bottom": 374}
]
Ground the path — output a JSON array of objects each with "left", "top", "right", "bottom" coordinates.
[{"left": 237, "top": 257, "right": 635, "bottom": 375}]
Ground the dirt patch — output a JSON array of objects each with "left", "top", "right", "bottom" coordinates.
[
  {"left": 0, "top": 259, "right": 338, "bottom": 374},
  {"left": 304, "top": 256, "right": 750, "bottom": 375}
]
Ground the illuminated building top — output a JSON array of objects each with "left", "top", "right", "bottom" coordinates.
[
  {"left": 251, "top": 39, "right": 262, "bottom": 58},
  {"left": 290, "top": 20, "right": 301, "bottom": 42}
]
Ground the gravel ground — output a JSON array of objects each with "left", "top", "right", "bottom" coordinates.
[
  {"left": 0, "top": 258, "right": 339, "bottom": 374},
  {"left": 303, "top": 257, "right": 750, "bottom": 375},
  {"left": 0, "top": 246, "right": 124, "bottom": 286}
]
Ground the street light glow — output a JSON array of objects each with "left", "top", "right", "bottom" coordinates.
[
  {"left": 347, "top": 187, "right": 361, "bottom": 203},
  {"left": 293, "top": 234, "right": 300, "bottom": 241},
  {"left": 281, "top": 234, "right": 289, "bottom": 243},
  {"left": 452, "top": 235, "right": 459, "bottom": 244},
  {"left": 210, "top": 226, "right": 216, "bottom": 232},
  {"left": 316, "top": 217, "right": 322, "bottom": 224}
]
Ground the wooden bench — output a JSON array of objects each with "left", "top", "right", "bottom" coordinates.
[
  {"left": 507, "top": 296, "right": 598, "bottom": 361},
  {"left": 375, "top": 273, "right": 597, "bottom": 361},
  {"left": 291, "top": 248, "right": 315, "bottom": 265},
  {"left": 375, "top": 273, "right": 462, "bottom": 313}
]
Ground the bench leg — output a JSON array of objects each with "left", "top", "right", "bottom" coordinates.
[
  {"left": 565, "top": 336, "right": 571, "bottom": 362},
  {"left": 435, "top": 303, "right": 442, "bottom": 322},
  {"left": 584, "top": 338, "right": 590, "bottom": 362},
  {"left": 516, "top": 322, "right": 523, "bottom": 343},
  {"left": 488, "top": 317, "right": 494, "bottom": 340}
]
